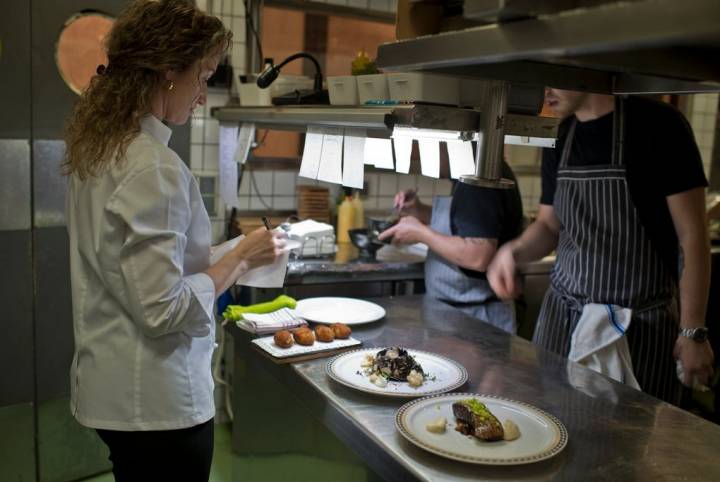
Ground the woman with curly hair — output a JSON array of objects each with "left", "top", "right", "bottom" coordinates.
[{"left": 64, "top": 1, "right": 282, "bottom": 479}]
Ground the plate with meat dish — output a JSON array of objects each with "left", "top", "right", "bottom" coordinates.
[
  {"left": 326, "top": 347, "right": 468, "bottom": 397},
  {"left": 395, "top": 393, "right": 567, "bottom": 465}
]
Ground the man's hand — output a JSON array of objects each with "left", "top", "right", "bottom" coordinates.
[
  {"left": 487, "top": 243, "right": 523, "bottom": 300},
  {"left": 673, "top": 335, "right": 714, "bottom": 388},
  {"left": 378, "top": 216, "right": 429, "bottom": 245}
]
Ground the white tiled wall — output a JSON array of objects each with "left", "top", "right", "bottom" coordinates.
[
  {"left": 687, "top": 93, "right": 718, "bottom": 178},
  {"left": 236, "top": 169, "right": 452, "bottom": 213},
  {"left": 189, "top": 0, "right": 248, "bottom": 243},
  {"left": 505, "top": 144, "right": 543, "bottom": 215}
]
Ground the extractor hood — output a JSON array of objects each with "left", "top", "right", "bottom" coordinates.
[{"left": 378, "top": 0, "right": 720, "bottom": 94}]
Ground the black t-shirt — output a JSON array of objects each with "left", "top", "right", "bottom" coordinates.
[
  {"left": 449, "top": 161, "right": 524, "bottom": 277},
  {"left": 541, "top": 96, "right": 707, "bottom": 279}
]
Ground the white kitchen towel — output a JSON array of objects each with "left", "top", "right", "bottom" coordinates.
[
  {"left": 236, "top": 308, "right": 307, "bottom": 335},
  {"left": 568, "top": 303, "right": 641, "bottom": 389}
]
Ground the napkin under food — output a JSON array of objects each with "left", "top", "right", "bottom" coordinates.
[{"left": 235, "top": 308, "right": 307, "bottom": 335}]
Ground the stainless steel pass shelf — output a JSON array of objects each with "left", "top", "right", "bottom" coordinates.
[
  {"left": 211, "top": 104, "right": 559, "bottom": 143},
  {"left": 377, "top": 0, "right": 720, "bottom": 94}
]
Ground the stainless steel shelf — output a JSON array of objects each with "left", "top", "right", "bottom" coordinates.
[
  {"left": 377, "top": 0, "right": 720, "bottom": 94},
  {"left": 210, "top": 104, "right": 559, "bottom": 142}
]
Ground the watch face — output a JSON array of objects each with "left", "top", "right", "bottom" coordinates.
[{"left": 692, "top": 328, "right": 709, "bottom": 343}]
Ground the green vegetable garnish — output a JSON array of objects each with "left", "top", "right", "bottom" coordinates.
[
  {"left": 223, "top": 295, "right": 297, "bottom": 321},
  {"left": 459, "top": 399, "right": 495, "bottom": 422}
]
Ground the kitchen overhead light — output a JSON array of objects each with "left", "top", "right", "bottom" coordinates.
[{"left": 391, "top": 126, "right": 473, "bottom": 142}]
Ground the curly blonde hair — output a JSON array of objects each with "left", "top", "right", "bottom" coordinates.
[{"left": 64, "top": 0, "right": 232, "bottom": 179}]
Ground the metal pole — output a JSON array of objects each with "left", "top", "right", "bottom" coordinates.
[
  {"left": 247, "top": 0, "right": 264, "bottom": 74},
  {"left": 460, "top": 80, "right": 515, "bottom": 189}
]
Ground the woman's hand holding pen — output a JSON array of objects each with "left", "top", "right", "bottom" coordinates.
[{"left": 233, "top": 227, "right": 286, "bottom": 270}]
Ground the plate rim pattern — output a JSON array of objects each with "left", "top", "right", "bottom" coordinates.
[
  {"left": 325, "top": 348, "right": 469, "bottom": 398},
  {"left": 394, "top": 392, "right": 568, "bottom": 465}
]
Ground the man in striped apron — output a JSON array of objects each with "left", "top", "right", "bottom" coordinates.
[
  {"left": 488, "top": 89, "right": 714, "bottom": 404},
  {"left": 379, "top": 161, "right": 523, "bottom": 334}
]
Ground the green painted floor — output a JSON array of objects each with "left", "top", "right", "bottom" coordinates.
[{"left": 81, "top": 422, "right": 235, "bottom": 482}]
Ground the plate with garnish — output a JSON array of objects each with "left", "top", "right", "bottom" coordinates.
[
  {"left": 326, "top": 347, "right": 467, "bottom": 398},
  {"left": 395, "top": 393, "right": 567, "bottom": 465}
]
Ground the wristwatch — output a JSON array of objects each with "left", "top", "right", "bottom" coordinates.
[{"left": 679, "top": 326, "right": 709, "bottom": 343}]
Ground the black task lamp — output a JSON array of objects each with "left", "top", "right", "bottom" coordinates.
[{"left": 256, "top": 52, "right": 329, "bottom": 105}]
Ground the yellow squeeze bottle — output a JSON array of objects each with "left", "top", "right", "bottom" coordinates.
[
  {"left": 352, "top": 191, "right": 365, "bottom": 229},
  {"left": 337, "top": 194, "right": 355, "bottom": 243}
]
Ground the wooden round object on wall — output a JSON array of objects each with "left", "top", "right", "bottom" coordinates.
[{"left": 56, "top": 13, "right": 114, "bottom": 94}]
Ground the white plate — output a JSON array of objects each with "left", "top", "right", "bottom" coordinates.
[
  {"left": 326, "top": 348, "right": 468, "bottom": 397},
  {"left": 396, "top": 393, "right": 568, "bottom": 465},
  {"left": 295, "top": 297, "right": 386, "bottom": 325},
  {"left": 252, "top": 335, "right": 362, "bottom": 359}
]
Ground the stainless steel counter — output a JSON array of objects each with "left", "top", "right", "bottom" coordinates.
[
  {"left": 285, "top": 244, "right": 425, "bottom": 285},
  {"left": 229, "top": 295, "right": 720, "bottom": 482}
]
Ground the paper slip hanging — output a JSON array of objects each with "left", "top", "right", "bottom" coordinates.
[
  {"left": 235, "top": 122, "right": 255, "bottom": 164},
  {"left": 218, "top": 123, "right": 239, "bottom": 208},
  {"left": 316, "top": 127, "right": 344, "bottom": 184},
  {"left": 299, "top": 126, "right": 324, "bottom": 179},
  {"left": 342, "top": 128, "right": 365, "bottom": 189},
  {"left": 446, "top": 140, "right": 476, "bottom": 179},
  {"left": 364, "top": 137, "right": 394, "bottom": 170},
  {"left": 418, "top": 139, "right": 440, "bottom": 178},
  {"left": 393, "top": 136, "right": 413, "bottom": 174}
]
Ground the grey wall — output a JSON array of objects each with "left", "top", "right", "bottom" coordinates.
[
  {"left": 0, "top": 0, "right": 36, "bottom": 480},
  {"left": 0, "top": 0, "right": 192, "bottom": 480}
]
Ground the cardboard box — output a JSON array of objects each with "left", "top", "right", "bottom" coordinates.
[{"left": 395, "top": 0, "right": 444, "bottom": 40}]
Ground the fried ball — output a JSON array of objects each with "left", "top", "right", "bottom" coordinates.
[
  {"left": 332, "top": 323, "right": 352, "bottom": 339},
  {"left": 314, "top": 325, "right": 335, "bottom": 343},
  {"left": 292, "top": 327, "right": 315, "bottom": 346},
  {"left": 273, "top": 330, "right": 294, "bottom": 348}
]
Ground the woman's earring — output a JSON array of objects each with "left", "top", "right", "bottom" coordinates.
[{"left": 168, "top": 81, "right": 174, "bottom": 91}]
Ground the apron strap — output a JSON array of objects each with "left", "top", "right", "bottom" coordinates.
[
  {"left": 559, "top": 119, "right": 577, "bottom": 169},
  {"left": 611, "top": 96, "right": 625, "bottom": 167}
]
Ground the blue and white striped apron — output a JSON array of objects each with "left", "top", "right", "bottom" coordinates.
[
  {"left": 533, "top": 98, "right": 681, "bottom": 404},
  {"left": 425, "top": 196, "right": 516, "bottom": 334}
]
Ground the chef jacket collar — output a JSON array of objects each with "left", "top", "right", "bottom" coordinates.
[{"left": 140, "top": 114, "right": 172, "bottom": 146}]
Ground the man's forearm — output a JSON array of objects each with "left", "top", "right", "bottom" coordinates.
[
  {"left": 424, "top": 230, "right": 497, "bottom": 272},
  {"left": 677, "top": 232, "right": 711, "bottom": 328},
  {"left": 510, "top": 219, "right": 559, "bottom": 263}
]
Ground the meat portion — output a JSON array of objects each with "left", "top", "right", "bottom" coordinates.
[
  {"left": 372, "top": 347, "right": 423, "bottom": 381},
  {"left": 452, "top": 399, "right": 504, "bottom": 442}
]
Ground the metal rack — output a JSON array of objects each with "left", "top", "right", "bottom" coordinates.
[
  {"left": 378, "top": 0, "right": 720, "bottom": 94},
  {"left": 210, "top": 104, "right": 558, "bottom": 146}
]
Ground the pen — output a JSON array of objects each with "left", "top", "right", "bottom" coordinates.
[{"left": 262, "top": 216, "right": 272, "bottom": 230}]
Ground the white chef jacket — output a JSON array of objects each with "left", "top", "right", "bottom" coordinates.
[{"left": 66, "top": 115, "right": 216, "bottom": 431}]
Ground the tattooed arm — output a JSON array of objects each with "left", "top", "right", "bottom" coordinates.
[{"left": 667, "top": 187, "right": 714, "bottom": 386}]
